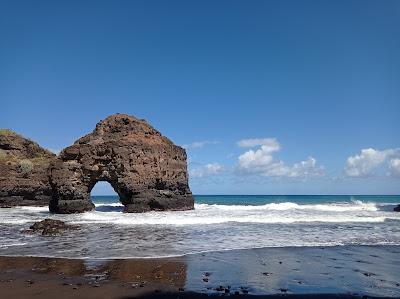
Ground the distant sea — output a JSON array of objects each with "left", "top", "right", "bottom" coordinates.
[{"left": 0, "top": 195, "right": 399, "bottom": 259}]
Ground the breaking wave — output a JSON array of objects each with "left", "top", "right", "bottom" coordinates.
[
  {"left": 194, "top": 200, "right": 378, "bottom": 212},
  {"left": 63, "top": 200, "right": 392, "bottom": 225},
  {"left": 0, "top": 196, "right": 399, "bottom": 258},
  {"left": 0, "top": 200, "right": 397, "bottom": 226}
]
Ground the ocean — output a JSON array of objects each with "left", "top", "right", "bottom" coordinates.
[{"left": 0, "top": 195, "right": 399, "bottom": 259}]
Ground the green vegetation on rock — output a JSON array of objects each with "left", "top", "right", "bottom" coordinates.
[
  {"left": 0, "top": 129, "right": 16, "bottom": 136},
  {"left": 19, "top": 159, "right": 33, "bottom": 174},
  {"left": 0, "top": 149, "right": 6, "bottom": 160}
]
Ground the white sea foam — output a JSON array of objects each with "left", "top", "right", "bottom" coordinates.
[
  {"left": 0, "top": 242, "right": 27, "bottom": 248},
  {"left": 194, "top": 200, "right": 378, "bottom": 212},
  {"left": 95, "top": 203, "right": 124, "bottom": 207},
  {"left": 0, "top": 219, "right": 34, "bottom": 224},
  {"left": 18, "top": 206, "right": 49, "bottom": 211},
  {"left": 0, "top": 201, "right": 396, "bottom": 225},
  {"left": 75, "top": 213, "right": 390, "bottom": 225},
  {"left": 0, "top": 199, "right": 400, "bottom": 259},
  {"left": 64, "top": 200, "right": 394, "bottom": 226}
]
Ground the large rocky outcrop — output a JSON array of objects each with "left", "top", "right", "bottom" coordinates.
[
  {"left": 49, "top": 114, "right": 194, "bottom": 213},
  {"left": 0, "top": 130, "right": 56, "bottom": 207}
]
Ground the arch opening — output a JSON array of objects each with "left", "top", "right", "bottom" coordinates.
[{"left": 90, "top": 181, "right": 124, "bottom": 212}]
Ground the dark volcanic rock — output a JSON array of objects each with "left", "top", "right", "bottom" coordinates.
[
  {"left": 0, "top": 130, "right": 56, "bottom": 207},
  {"left": 49, "top": 113, "right": 194, "bottom": 213},
  {"left": 28, "top": 219, "right": 78, "bottom": 236},
  {"left": 394, "top": 204, "right": 400, "bottom": 212},
  {"left": 0, "top": 114, "right": 194, "bottom": 213}
]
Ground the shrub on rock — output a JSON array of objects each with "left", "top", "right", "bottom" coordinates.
[{"left": 19, "top": 159, "right": 33, "bottom": 175}]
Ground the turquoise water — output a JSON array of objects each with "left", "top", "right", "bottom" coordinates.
[
  {"left": 195, "top": 194, "right": 400, "bottom": 205},
  {"left": 92, "top": 194, "right": 400, "bottom": 206}
]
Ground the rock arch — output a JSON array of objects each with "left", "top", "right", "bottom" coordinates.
[{"left": 49, "top": 114, "right": 194, "bottom": 213}]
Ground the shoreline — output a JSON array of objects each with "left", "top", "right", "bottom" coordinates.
[
  {"left": 2, "top": 243, "right": 400, "bottom": 260},
  {"left": 1, "top": 245, "right": 399, "bottom": 298}
]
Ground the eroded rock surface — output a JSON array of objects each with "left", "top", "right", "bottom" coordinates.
[
  {"left": 49, "top": 114, "right": 194, "bottom": 213},
  {"left": 27, "top": 219, "right": 78, "bottom": 236},
  {"left": 0, "top": 130, "right": 56, "bottom": 207}
]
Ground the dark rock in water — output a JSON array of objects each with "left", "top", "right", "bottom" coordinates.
[
  {"left": 394, "top": 204, "right": 400, "bottom": 212},
  {"left": 49, "top": 113, "right": 194, "bottom": 214},
  {"left": 0, "top": 130, "right": 56, "bottom": 208},
  {"left": 27, "top": 219, "right": 78, "bottom": 236}
]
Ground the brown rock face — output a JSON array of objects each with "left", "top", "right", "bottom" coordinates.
[
  {"left": 49, "top": 114, "right": 194, "bottom": 213},
  {"left": 0, "top": 130, "right": 56, "bottom": 207}
]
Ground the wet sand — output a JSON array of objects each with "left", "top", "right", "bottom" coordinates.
[{"left": 0, "top": 246, "right": 399, "bottom": 298}]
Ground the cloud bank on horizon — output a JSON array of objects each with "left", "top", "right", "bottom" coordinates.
[
  {"left": 345, "top": 148, "right": 400, "bottom": 178},
  {"left": 188, "top": 138, "right": 400, "bottom": 184},
  {"left": 235, "top": 138, "right": 323, "bottom": 178}
]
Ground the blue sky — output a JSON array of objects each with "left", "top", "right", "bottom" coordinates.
[{"left": 0, "top": 0, "right": 399, "bottom": 195}]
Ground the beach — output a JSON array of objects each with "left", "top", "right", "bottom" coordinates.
[
  {"left": 1, "top": 246, "right": 400, "bottom": 298},
  {"left": 1, "top": 0, "right": 399, "bottom": 297},
  {"left": 1, "top": 195, "right": 400, "bottom": 298}
]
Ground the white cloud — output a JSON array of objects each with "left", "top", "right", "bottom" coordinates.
[
  {"left": 388, "top": 158, "right": 400, "bottom": 177},
  {"left": 190, "top": 163, "right": 224, "bottom": 178},
  {"left": 182, "top": 140, "right": 220, "bottom": 150},
  {"left": 236, "top": 138, "right": 323, "bottom": 178},
  {"left": 237, "top": 138, "right": 280, "bottom": 150},
  {"left": 344, "top": 148, "right": 400, "bottom": 177}
]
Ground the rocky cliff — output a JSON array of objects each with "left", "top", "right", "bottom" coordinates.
[
  {"left": 49, "top": 114, "right": 194, "bottom": 213},
  {"left": 0, "top": 130, "right": 56, "bottom": 207}
]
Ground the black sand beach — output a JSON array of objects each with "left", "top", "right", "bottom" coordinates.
[
  {"left": 1, "top": 0, "right": 400, "bottom": 297},
  {"left": 1, "top": 245, "right": 399, "bottom": 298}
]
